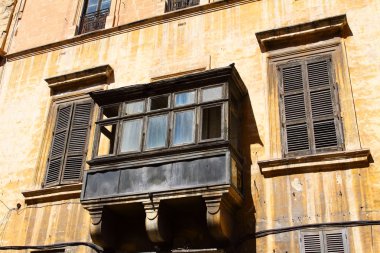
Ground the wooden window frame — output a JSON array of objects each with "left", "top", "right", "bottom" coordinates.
[
  {"left": 278, "top": 55, "right": 344, "bottom": 157},
  {"left": 266, "top": 39, "right": 362, "bottom": 160},
  {"left": 44, "top": 98, "right": 94, "bottom": 187},
  {"left": 92, "top": 84, "right": 229, "bottom": 159}
]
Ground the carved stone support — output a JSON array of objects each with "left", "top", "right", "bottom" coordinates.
[
  {"left": 143, "top": 197, "right": 171, "bottom": 243},
  {"left": 88, "top": 207, "right": 116, "bottom": 250},
  {"left": 204, "top": 194, "right": 235, "bottom": 242}
]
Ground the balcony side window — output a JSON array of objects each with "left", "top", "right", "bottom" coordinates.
[{"left": 78, "top": 0, "right": 111, "bottom": 34}]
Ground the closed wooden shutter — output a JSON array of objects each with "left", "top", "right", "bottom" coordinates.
[
  {"left": 62, "top": 101, "right": 93, "bottom": 183},
  {"left": 45, "top": 104, "right": 73, "bottom": 186},
  {"left": 324, "top": 230, "right": 348, "bottom": 253},
  {"left": 301, "top": 231, "right": 323, "bottom": 253},
  {"left": 45, "top": 100, "right": 93, "bottom": 186},
  {"left": 300, "top": 229, "right": 349, "bottom": 253},
  {"left": 280, "top": 63, "right": 311, "bottom": 154},
  {"left": 279, "top": 56, "right": 343, "bottom": 156}
]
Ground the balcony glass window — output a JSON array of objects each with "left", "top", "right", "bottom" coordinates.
[{"left": 93, "top": 84, "right": 229, "bottom": 158}]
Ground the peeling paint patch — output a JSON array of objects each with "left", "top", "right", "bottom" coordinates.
[{"left": 291, "top": 178, "right": 303, "bottom": 192}]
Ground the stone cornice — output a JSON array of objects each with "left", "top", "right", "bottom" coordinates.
[
  {"left": 45, "top": 64, "right": 113, "bottom": 92},
  {"left": 256, "top": 14, "right": 352, "bottom": 52},
  {"left": 258, "top": 149, "right": 372, "bottom": 177},
  {"left": 6, "top": 0, "right": 259, "bottom": 61},
  {"left": 22, "top": 183, "right": 82, "bottom": 205}
]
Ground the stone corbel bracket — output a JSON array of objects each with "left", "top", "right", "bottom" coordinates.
[
  {"left": 143, "top": 198, "right": 172, "bottom": 243},
  {"left": 256, "top": 14, "right": 352, "bottom": 52},
  {"left": 203, "top": 187, "right": 243, "bottom": 241},
  {"left": 45, "top": 64, "right": 113, "bottom": 93}
]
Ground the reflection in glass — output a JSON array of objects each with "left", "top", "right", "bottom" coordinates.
[
  {"left": 125, "top": 101, "right": 144, "bottom": 115},
  {"left": 173, "top": 110, "right": 195, "bottom": 145},
  {"left": 97, "top": 124, "right": 116, "bottom": 156},
  {"left": 100, "top": 0, "right": 111, "bottom": 10},
  {"left": 202, "top": 106, "right": 222, "bottom": 140},
  {"left": 175, "top": 91, "right": 195, "bottom": 107},
  {"left": 201, "top": 85, "right": 223, "bottom": 102},
  {"left": 150, "top": 95, "right": 169, "bottom": 111},
  {"left": 120, "top": 119, "right": 142, "bottom": 152},
  {"left": 146, "top": 114, "right": 168, "bottom": 149}
]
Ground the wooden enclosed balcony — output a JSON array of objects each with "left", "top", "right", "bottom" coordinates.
[{"left": 80, "top": 65, "right": 247, "bottom": 251}]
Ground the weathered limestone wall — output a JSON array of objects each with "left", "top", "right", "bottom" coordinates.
[
  {"left": 0, "top": 0, "right": 379, "bottom": 252},
  {"left": 0, "top": 0, "right": 15, "bottom": 51}
]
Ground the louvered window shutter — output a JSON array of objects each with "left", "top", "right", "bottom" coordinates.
[
  {"left": 279, "top": 56, "right": 343, "bottom": 156},
  {"left": 301, "top": 231, "right": 323, "bottom": 253},
  {"left": 45, "top": 100, "right": 93, "bottom": 186},
  {"left": 280, "top": 64, "right": 311, "bottom": 154},
  {"left": 45, "top": 104, "right": 73, "bottom": 186},
  {"left": 62, "top": 101, "right": 93, "bottom": 183},
  {"left": 307, "top": 59, "right": 341, "bottom": 151},
  {"left": 301, "top": 229, "right": 348, "bottom": 253},
  {"left": 323, "top": 230, "right": 348, "bottom": 253}
]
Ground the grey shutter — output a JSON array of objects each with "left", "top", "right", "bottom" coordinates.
[
  {"left": 45, "top": 104, "right": 73, "bottom": 186},
  {"left": 62, "top": 100, "right": 93, "bottom": 183},
  {"left": 323, "top": 230, "right": 348, "bottom": 253},
  {"left": 306, "top": 59, "right": 341, "bottom": 151},
  {"left": 301, "top": 231, "right": 323, "bottom": 253},
  {"left": 280, "top": 64, "right": 311, "bottom": 154}
]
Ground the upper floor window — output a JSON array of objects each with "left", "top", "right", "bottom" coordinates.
[
  {"left": 45, "top": 100, "right": 93, "bottom": 187},
  {"left": 278, "top": 55, "right": 344, "bottom": 157},
  {"left": 165, "top": 0, "right": 200, "bottom": 12},
  {"left": 300, "top": 229, "right": 349, "bottom": 253},
  {"left": 78, "top": 0, "right": 111, "bottom": 34},
  {"left": 93, "top": 84, "right": 228, "bottom": 158}
]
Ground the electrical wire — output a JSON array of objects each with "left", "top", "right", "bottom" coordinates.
[
  {"left": 0, "top": 242, "right": 103, "bottom": 252},
  {"left": 234, "top": 219, "right": 380, "bottom": 247}
]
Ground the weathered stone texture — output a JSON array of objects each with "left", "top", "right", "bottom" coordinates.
[{"left": 0, "top": 0, "right": 379, "bottom": 252}]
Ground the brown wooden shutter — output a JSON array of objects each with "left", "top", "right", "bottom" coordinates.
[
  {"left": 280, "top": 64, "right": 311, "bottom": 154},
  {"left": 306, "top": 58, "right": 341, "bottom": 151},
  {"left": 301, "top": 231, "right": 323, "bottom": 253},
  {"left": 45, "top": 104, "right": 73, "bottom": 186},
  {"left": 62, "top": 100, "right": 93, "bottom": 183}
]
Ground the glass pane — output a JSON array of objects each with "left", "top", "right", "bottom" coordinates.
[
  {"left": 97, "top": 124, "right": 116, "bottom": 156},
  {"left": 146, "top": 114, "right": 168, "bottom": 149},
  {"left": 100, "top": 0, "right": 111, "bottom": 10},
  {"left": 174, "top": 91, "right": 195, "bottom": 107},
  {"left": 201, "top": 85, "right": 223, "bottom": 102},
  {"left": 120, "top": 119, "right": 143, "bottom": 152},
  {"left": 173, "top": 110, "right": 195, "bottom": 145},
  {"left": 101, "top": 104, "right": 119, "bottom": 119},
  {"left": 86, "top": 0, "right": 98, "bottom": 13},
  {"left": 150, "top": 95, "right": 169, "bottom": 111},
  {"left": 201, "top": 106, "right": 222, "bottom": 140},
  {"left": 125, "top": 100, "right": 144, "bottom": 115}
]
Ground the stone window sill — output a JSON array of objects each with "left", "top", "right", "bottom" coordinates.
[
  {"left": 258, "top": 149, "right": 371, "bottom": 177},
  {"left": 22, "top": 183, "right": 82, "bottom": 205}
]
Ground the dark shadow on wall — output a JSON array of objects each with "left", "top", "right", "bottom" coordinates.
[{"left": 230, "top": 93, "right": 263, "bottom": 253}]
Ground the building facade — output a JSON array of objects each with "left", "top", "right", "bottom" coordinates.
[{"left": 0, "top": 0, "right": 379, "bottom": 252}]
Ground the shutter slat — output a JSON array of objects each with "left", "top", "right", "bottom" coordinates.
[
  {"left": 284, "top": 94, "right": 306, "bottom": 121},
  {"left": 314, "top": 120, "right": 338, "bottom": 148},
  {"left": 310, "top": 90, "right": 334, "bottom": 118},
  {"left": 62, "top": 101, "right": 92, "bottom": 183},
  {"left": 62, "top": 156, "right": 83, "bottom": 181},
  {"left": 286, "top": 123, "right": 309, "bottom": 152},
  {"left": 303, "top": 233, "right": 322, "bottom": 253},
  {"left": 308, "top": 61, "right": 330, "bottom": 88},
  {"left": 325, "top": 232, "right": 345, "bottom": 253},
  {"left": 45, "top": 104, "right": 73, "bottom": 186},
  {"left": 283, "top": 65, "right": 303, "bottom": 92}
]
